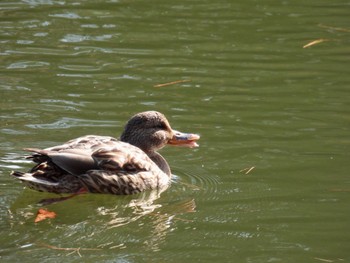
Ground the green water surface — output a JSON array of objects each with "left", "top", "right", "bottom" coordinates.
[{"left": 1, "top": 0, "right": 349, "bottom": 262}]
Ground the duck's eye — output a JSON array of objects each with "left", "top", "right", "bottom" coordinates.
[{"left": 156, "top": 122, "right": 166, "bottom": 129}]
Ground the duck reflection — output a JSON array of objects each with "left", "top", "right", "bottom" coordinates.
[
  {"left": 9, "top": 186, "right": 196, "bottom": 253},
  {"left": 97, "top": 187, "right": 168, "bottom": 228}
]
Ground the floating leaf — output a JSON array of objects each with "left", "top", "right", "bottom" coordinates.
[{"left": 34, "top": 208, "right": 57, "bottom": 223}]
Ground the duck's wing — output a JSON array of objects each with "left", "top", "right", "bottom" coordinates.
[
  {"left": 91, "top": 141, "right": 154, "bottom": 173},
  {"left": 25, "top": 140, "right": 155, "bottom": 176},
  {"left": 24, "top": 135, "right": 119, "bottom": 175},
  {"left": 25, "top": 148, "right": 98, "bottom": 176}
]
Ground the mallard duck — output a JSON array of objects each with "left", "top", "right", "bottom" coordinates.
[{"left": 11, "top": 111, "right": 200, "bottom": 195}]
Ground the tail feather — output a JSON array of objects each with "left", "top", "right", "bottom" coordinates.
[
  {"left": 23, "top": 148, "right": 49, "bottom": 155},
  {"left": 22, "top": 148, "right": 50, "bottom": 163},
  {"left": 10, "top": 171, "right": 59, "bottom": 186}
]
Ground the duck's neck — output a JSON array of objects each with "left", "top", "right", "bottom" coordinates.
[{"left": 147, "top": 151, "right": 171, "bottom": 177}]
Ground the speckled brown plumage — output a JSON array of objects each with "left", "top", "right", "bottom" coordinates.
[{"left": 11, "top": 111, "right": 200, "bottom": 195}]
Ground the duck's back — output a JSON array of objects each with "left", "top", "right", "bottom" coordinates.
[{"left": 47, "top": 135, "right": 119, "bottom": 151}]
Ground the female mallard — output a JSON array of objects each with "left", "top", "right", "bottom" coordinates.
[{"left": 11, "top": 111, "right": 200, "bottom": 195}]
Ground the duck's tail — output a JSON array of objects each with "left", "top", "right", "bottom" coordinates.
[
  {"left": 11, "top": 170, "right": 83, "bottom": 194},
  {"left": 11, "top": 171, "right": 59, "bottom": 186}
]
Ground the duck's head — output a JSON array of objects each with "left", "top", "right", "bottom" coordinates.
[{"left": 120, "top": 111, "right": 200, "bottom": 153}]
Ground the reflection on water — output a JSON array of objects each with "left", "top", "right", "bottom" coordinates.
[
  {"left": 98, "top": 188, "right": 166, "bottom": 229},
  {"left": 7, "top": 186, "right": 196, "bottom": 255}
]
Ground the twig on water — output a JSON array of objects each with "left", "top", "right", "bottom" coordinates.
[
  {"left": 303, "top": 39, "right": 330, "bottom": 48},
  {"left": 239, "top": 166, "right": 255, "bottom": 175},
  {"left": 314, "top": 257, "right": 334, "bottom": 263},
  {"left": 154, "top": 79, "right": 191, "bottom": 88},
  {"left": 37, "top": 242, "right": 102, "bottom": 257},
  {"left": 318, "top": 24, "right": 350, "bottom": 33}
]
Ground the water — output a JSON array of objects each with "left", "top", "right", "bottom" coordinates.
[{"left": 1, "top": 0, "right": 350, "bottom": 262}]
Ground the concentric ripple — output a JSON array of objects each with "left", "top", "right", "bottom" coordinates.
[{"left": 171, "top": 165, "right": 220, "bottom": 200}]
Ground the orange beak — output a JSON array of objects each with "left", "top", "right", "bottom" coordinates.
[{"left": 168, "top": 130, "right": 200, "bottom": 148}]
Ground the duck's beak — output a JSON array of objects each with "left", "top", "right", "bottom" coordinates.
[{"left": 168, "top": 130, "right": 200, "bottom": 148}]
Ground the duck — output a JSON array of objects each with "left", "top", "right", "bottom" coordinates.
[{"left": 10, "top": 111, "right": 200, "bottom": 195}]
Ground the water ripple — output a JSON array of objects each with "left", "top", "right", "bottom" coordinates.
[
  {"left": 0, "top": 152, "right": 32, "bottom": 170},
  {"left": 58, "top": 64, "right": 107, "bottom": 72},
  {"left": 49, "top": 12, "right": 83, "bottom": 19},
  {"left": 39, "top": 98, "right": 85, "bottom": 107},
  {"left": 26, "top": 117, "right": 118, "bottom": 129},
  {"left": 60, "top": 34, "right": 112, "bottom": 43},
  {"left": 172, "top": 166, "right": 220, "bottom": 200},
  {"left": 7, "top": 61, "right": 50, "bottom": 69}
]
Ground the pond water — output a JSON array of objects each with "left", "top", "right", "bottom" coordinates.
[{"left": 1, "top": 0, "right": 349, "bottom": 262}]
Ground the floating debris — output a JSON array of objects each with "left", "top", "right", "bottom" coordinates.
[
  {"left": 239, "top": 166, "right": 255, "bottom": 175},
  {"left": 37, "top": 243, "right": 102, "bottom": 257},
  {"left": 318, "top": 24, "right": 350, "bottom": 33},
  {"left": 34, "top": 208, "right": 56, "bottom": 223},
  {"left": 154, "top": 79, "right": 191, "bottom": 88},
  {"left": 314, "top": 257, "right": 334, "bottom": 263},
  {"left": 303, "top": 39, "right": 330, "bottom": 48}
]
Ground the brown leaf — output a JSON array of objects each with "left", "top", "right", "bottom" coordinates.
[{"left": 34, "top": 208, "right": 57, "bottom": 223}]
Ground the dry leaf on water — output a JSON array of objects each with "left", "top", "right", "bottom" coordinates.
[{"left": 34, "top": 208, "right": 57, "bottom": 223}]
